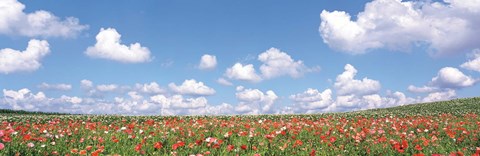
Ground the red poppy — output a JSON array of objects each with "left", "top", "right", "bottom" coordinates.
[
  {"left": 134, "top": 144, "right": 142, "bottom": 152},
  {"left": 172, "top": 141, "right": 185, "bottom": 150},
  {"left": 330, "top": 136, "right": 337, "bottom": 143},
  {"left": 415, "top": 144, "right": 422, "bottom": 151},
  {"left": 227, "top": 145, "right": 234, "bottom": 151},
  {"left": 154, "top": 142, "right": 163, "bottom": 149},
  {"left": 241, "top": 145, "right": 247, "bottom": 150}
]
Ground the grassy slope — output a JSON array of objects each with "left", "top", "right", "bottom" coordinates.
[
  {"left": 0, "top": 97, "right": 479, "bottom": 116},
  {"left": 352, "top": 97, "right": 480, "bottom": 116}
]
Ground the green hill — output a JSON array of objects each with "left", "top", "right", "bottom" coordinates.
[{"left": 351, "top": 97, "right": 480, "bottom": 117}]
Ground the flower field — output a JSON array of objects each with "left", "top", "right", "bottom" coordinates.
[{"left": 0, "top": 97, "right": 479, "bottom": 156}]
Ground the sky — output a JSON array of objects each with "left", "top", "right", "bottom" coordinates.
[{"left": 0, "top": 0, "right": 479, "bottom": 115}]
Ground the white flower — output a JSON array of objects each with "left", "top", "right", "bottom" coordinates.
[{"left": 205, "top": 137, "right": 211, "bottom": 142}]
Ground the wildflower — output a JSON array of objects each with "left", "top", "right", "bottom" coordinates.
[
  {"left": 71, "top": 148, "right": 79, "bottom": 154},
  {"left": 241, "top": 145, "right": 247, "bottom": 150},
  {"left": 135, "top": 143, "right": 142, "bottom": 152},
  {"left": 330, "top": 136, "right": 337, "bottom": 143},
  {"left": 415, "top": 144, "right": 422, "bottom": 151},
  {"left": 227, "top": 145, "right": 234, "bottom": 151},
  {"left": 79, "top": 150, "right": 87, "bottom": 155},
  {"left": 0, "top": 143, "right": 4, "bottom": 150},
  {"left": 172, "top": 141, "right": 185, "bottom": 150},
  {"left": 310, "top": 149, "right": 316, "bottom": 156},
  {"left": 27, "top": 142, "right": 34, "bottom": 148},
  {"left": 154, "top": 142, "right": 163, "bottom": 149}
]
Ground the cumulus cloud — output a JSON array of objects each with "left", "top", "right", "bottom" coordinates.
[
  {"left": 0, "top": 0, "right": 87, "bottom": 38},
  {"left": 96, "top": 84, "right": 119, "bottom": 92},
  {"left": 168, "top": 79, "right": 216, "bottom": 96},
  {"left": 421, "top": 89, "right": 457, "bottom": 103},
  {"left": 134, "top": 82, "right": 165, "bottom": 94},
  {"left": 408, "top": 67, "right": 477, "bottom": 94},
  {"left": 407, "top": 85, "right": 438, "bottom": 93},
  {"left": 198, "top": 54, "right": 217, "bottom": 70},
  {"left": 290, "top": 88, "right": 333, "bottom": 110},
  {"left": 224, "top": 63, "right": 262, "bottom": 82},
  {"left": 2, "top": 88, "right": 47, "bottom": 111},
  {"left": 216, "top": 78, "right": 233, "bottom": 86},
  {"left": 0, "top": 39, "right": 50, "bottom": 74},
  {"left": 430, "top": 67, "right": 477, "bottom": 88},
  {"left": 461, "top": 49, "right": 480, "bottom": 72},
  {"left": 58, "top": 95, "right": 82, "bottom": 104},
  {"left": 37, "top": 82, "right": 72, "bottom": 91},
  {"left": 319, "top": 0, "right": 480, "bottom": 56},
  {"left": 334, "top": 64, "right": 381, "bottom": 96},
  {"left": 80, "top": 79, "right": 93, "bottom": 89},
  {"left": 151, "top": 94, "right": 207, "bottom": 109},
  {"left": 235, "top": 87, "right": 278, "bottom": 114},
  {"left": 258, "top": 47, "right": 319, "bottom": 79},
  {"left": 85, "top": 28, "right": 151, "bottom": 63},
  {"left": 0, "top": 85, "right": 229, "bottom": 115}
]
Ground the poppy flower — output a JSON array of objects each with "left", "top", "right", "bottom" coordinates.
[
  {"left": 135, "top": 144, "right": 142, "bottom": 152},
  {"left": 227, "top": 145, "right": 234, "bottom": 151},
  {"left": 330, "top": 137, "right": 337, "bottom": 143},
  {"left": 154, "top": 142, "right": 163, "bottom": 149},
  {"left": 241, "top": 145, "right": 247, "bottom": 150}
]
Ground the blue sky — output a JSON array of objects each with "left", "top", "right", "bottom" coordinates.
[{"left": 0, "top": 0, "right": 479, "bottom": 115}]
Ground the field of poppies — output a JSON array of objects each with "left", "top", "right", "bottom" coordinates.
[{"left": 0, "top": 97, "right": 479, "bottom": 156}]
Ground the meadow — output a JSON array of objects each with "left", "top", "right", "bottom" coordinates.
[{"left": 0, "top": 97, "right": 479, "bottom": 156}]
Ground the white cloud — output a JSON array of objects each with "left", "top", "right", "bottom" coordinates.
[
  {"left": 80, "top": 79, "right": 93, "bottom": 89},
  {"left": 258, "top": 47, "right": 319, "bottom": 79},
  {"left": 421, "top": 89, "right": 456, "bottom": 103},
  {"left": 128, "top": 91, "right": 143, "bottom": 101},
  {"left": 2, "top": 88, "right": 47, "bottom": 111},
  {"left": 461, "top": 49, "right": 480, "bottom": 72},
  {"left": 96, "top": 84, "right": 118, "bottom": 92},
  {"left": 37, "top": 82, "right": 72, "bottom": 91},
  {"left": 334, "top": 64, "right": 381, "bottom": 96},
  {"left": 168, "top": 79, "right": 216, "bottom": 96},
  {"left": 290, "top": 88, "right": 333, "bottom": 110},
  {"left": 134, "top": 82, "right": 165, "bottom": 94},
  {"left": 319, "top": 0, "right": 480, "bottom": 56},
  {"left": 216, "top": 78, "right": 233, "bottom": 86},
  {"left": 0, "top": 0, "right": 87, "bottom": 38},
  {"left": 224, "top": 63, "right": 262, "bottom": 82},
  {"left": 408, "top": 67, "right": 476, "bottom": 94},
  {"left": 407, "top": 85, "right": 438, "bottom": 93},
  {"left": 430, "top": 67, "right": 476, "bottom": 89},
  {"left": 198, "top": 54, "right": 217, "bottom": 70},
  {"left": 150, "top": 94, "right": 208, "bottom": 112},
  {"left": 0, "top": 39, "right": 50, "bottom": 74},
  {"left": 85, "top": 28, "right": 151, "bottom": 63},
  {"left": 235, "top": 87, "right": 278, "bottom": 114},
  {"left": 58, "top": 95, "right": 82, "bottom": 104}
]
